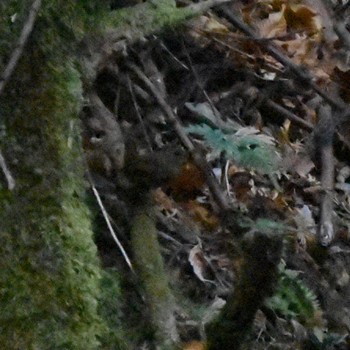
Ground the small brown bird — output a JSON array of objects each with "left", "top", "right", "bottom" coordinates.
[{"left": 123, "top": 145, "right": 187, "bottom": 190}]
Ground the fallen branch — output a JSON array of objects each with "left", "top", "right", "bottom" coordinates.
[
  {"left": 315, "top": 104, "right": 335, "bottom": 246},
  {"left": 265, "top": 99, "right": 313, "bottom": 131}
]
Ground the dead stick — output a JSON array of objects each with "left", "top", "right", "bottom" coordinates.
[
  {"left": 0, "top": 0, "right": 42, "bottom": 96},
  {"left": 264, "top": 97, "right": 350, "bottom": 152},
  {"left": 127, "top": 63, "right": 231, "bottom": 212},
  {"left": 215, "top": 4, "right": 347, "bottom": 111},
  {"left": 315, "top": 104, "right": 335, "bottom": 246},
  {"left": 188, "top": 0, "right": 233, "bottom": 13},
  {"left": 0, "top": 149, "right": 15, "bottom": 190},
  {"left": 87, "top": 170, "right": 135, "bottom": 273},
  {"left": 265, "top": 99, "right": 314, "bottom": 131},
  {"left": 126, "top": 74, "right": 153, "bottom": 152}
]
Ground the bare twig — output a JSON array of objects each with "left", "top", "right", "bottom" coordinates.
[
  {"left": 156, "top": 37, "right": 189, "bottom": 71},
  {"left": 87, "top": 171, "right": 134, "bottom": 273},
  {"left": 127, "top": 62, "right": 231, "bottom": 212},
  {"left": 315, "top": 105, "right": 335, "bottom": 246},
  {"left": 0, "top": 0, "right": 42, "bottom": 96},
  {"left": 0, "top": 149, "right": 15, "bottom": 190},
  {"left": 126, "top": 74, "right": 153, "bottom": 152},
  {"left": 182, "top": 38, "right": 222, "bottom": 123},
  {"left": 261, "top": 96, "right": 350, "bottom": 152},
  {"left": 214, "top": 4, "right": 347, "bottom": 111},
  {"left": 188, "top": 0, "right": 233, "bottom": 13},
  {"left": 158, "top": 231, "right": 182, "bottom": 247},
  {"left": 224, "top": 160, "right": 232, "bottom": 198},
  {"left": 265, "top": 99, "right": 314, "bottom": 131}
]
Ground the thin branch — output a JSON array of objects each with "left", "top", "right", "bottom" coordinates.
[
  {"left": 320, "top": 0, "right": 350, "bottom": 50},
  {"left": 188, "top": 0, "right": 233, "bottom": 13},
  {"left": 87, "top": 171, "right": 134, "bottom": 273},
  {"left": 181, "top": 37, "right": 222, "bottom": 123},
  {"left": 224, "top": 160, "right": 232, "bottom": 198},
  {"left": 158, "top": 231, "right": 182, "bottom": 247},
  {"left": 265, "top": 99, "right": 313, "bottom": 131},
  {"left": 0, "top": 0, "right": 42, "bottom": 96},
  {"left": 156, "top": 37, "right": 189, "bottom": 71},
  {"left": 214, "top": 4, "right": 347, "bottom": 111},
  {"left": 262, "top": 93, "right": 350, "bottom": 152},
  {"left": 316, "top": 104, "right": 335, "bottom": 246},
  {"left": 0, "top": 149, "right": 15, "bottom": 190},
  {"left": 127, "top": 62, "right": 231, "bottom": 212},
  {"left": 126, "top": 74, "right": 153, "bottom": 152}
]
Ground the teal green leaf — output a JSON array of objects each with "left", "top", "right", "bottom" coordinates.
[{"left": 186, "top": 124, "right": 280, "bottom": 174}]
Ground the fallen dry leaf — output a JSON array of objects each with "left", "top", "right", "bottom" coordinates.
[
  {"left": 189, "top": 244, "right": 214, "bottom": 283},
  {"left": 182, "top": 340, "right": 207, "bottom": 350},
  {"left": 184, "top": 200, "right": 219, "bottom": 230},
  {"left": 153, "top": 188, "right": 177, "bottom": 212}
]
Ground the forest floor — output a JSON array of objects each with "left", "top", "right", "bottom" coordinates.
[{"left": 87, "top": 1, "right": 350, "bottom": 349}]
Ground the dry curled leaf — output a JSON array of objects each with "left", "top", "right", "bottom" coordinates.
[{"left": 189, "top": 244, "right": 214, "bottom": 283}]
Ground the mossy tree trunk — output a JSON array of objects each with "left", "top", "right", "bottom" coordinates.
[{"left": 0, "top": 1, "right": 109, "bottom": 349}]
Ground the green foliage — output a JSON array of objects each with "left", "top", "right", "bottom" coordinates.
[
  {"left": 187, "top": 124, "right": 280, "bottom": 174},
  {"left": 266, "top": 261, "right": 321, "bottom": 325}
]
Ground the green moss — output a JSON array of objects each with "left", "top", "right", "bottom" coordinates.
[
  {"left": 130, "top": 209, "right": 178, "bottom": 348},
  {"left": 0, "top": 0, "right": 207, "bottom": 348},
  {"left": 105, "top": 0, "right": 192, "bottom": 41},
  {"left": 0, "top": 59, "right": 105, "bottom": 349},
  {"left": 131, "top": 211, "right": 173, "bottom": 302},
  {"left": 0, "top": 1, "right": 115, "bottom": 349},
  {"left": 0, "top": 0, "right": 31, "bottom": 69},
  {"left": 98, "top": 269, "right": 128, "bottom": 350}
]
